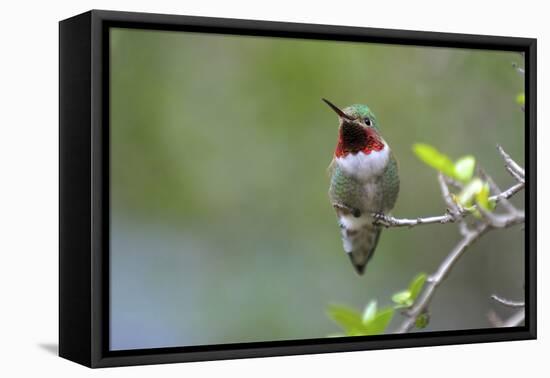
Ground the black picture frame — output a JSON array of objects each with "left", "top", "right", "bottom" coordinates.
[{"left": 59, "top": 9, "right": 537, "bottom": 368}]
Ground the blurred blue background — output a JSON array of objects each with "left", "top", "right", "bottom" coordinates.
[{"left": 109, "top": 28, "right": 524, "bottom": 350}]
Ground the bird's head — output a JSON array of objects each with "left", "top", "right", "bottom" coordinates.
[{"left": 322, "top": 99, "right": 385, "bottom": 158}]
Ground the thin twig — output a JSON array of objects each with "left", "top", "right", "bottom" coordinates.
[
  {"left": 491, "top": 182, "right": 525, "bottom": 204},
  {"left": 506, "top": 165, "right": 525, "bottom": 183},
  {"left": 477, "top": 205, "right": 524, "bottom": 228},
  {"left": 478, "top": 167, "right": 517, "bottom": 214},
  {"left": 374, "top": 181, "right": 524, "bottom": 229},
  {"left": 392, "top": 148, "right": 525, "bottom": 333},
  {"left": 438, "top": 173, "right": 471, "bottom": 235},
  {"left": 491, "top": 294, "right": 525, "bottom": 308},
  {"left": 497, "top": 145, "right": 525, "bottom": 182},
  {"left": 374, "top": 173, "right": 463, "bottom": 229},
  {"left": 438, "top": 173, "right": 460, "bottom": 215},
  {"left": 374, "top": 213, "right": 453, "bottom": 228},
  {"left": 443, "top": 176, "right": 464, "bottom": 190},
  {"left": 396, "top": 223, "right": 490, "bottom": 333}
]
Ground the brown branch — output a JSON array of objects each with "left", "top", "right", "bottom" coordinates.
[
  {"left": 497, "top": 144, "right": 525, "bottom": 182},
  {"left": 478, "top": 167, "right": 518, "bottom": 214},
  {"left": 396, "top": 223, "right": 490, "bottom": 333},
  {"left": 477, "top": 204, "right": 524, "bottom": 228},
  {"left": 491, "top": 182, "right": 524, "bottom": 203},
  {"left": 491, "top": 294, "right": 525, "bottom": 308},
  {"left": 392, "top": 147, "right": 525, "bottom": 334},
  {"left": 374, "top": 213, "right": 453, "bottom": 228},
  {"left": 374, "top": 180, "right": 523, "bottom": 229}
]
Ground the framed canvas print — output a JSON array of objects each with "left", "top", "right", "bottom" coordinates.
[{"left": 59, "top": 10, "right": 536, "bottom": 368}]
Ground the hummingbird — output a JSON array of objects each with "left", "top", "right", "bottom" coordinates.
[{"left": 323, "top": 99, "right": 399, "bottom": 275}]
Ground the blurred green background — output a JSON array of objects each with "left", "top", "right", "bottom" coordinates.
[{"left": 109, "top": 28, "right": 525, "bottom": 350}]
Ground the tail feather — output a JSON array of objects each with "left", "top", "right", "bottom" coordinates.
[{"left": 340, "top": 220, "right": 382, "bottom": 275}]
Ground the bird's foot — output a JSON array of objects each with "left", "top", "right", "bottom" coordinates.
[{"left": 372, "top": 212, "right": 391, "bottom": 226}]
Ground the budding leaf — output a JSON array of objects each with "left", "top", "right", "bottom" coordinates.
[
  {"left": 408, "top": 273, "right": 428, "bottom": 301},
  {"left": 457, "top": 178, "right": 484, "bottom": 208},
  {"left": 362, "top": 300, "right": 378, "bottom": 324},
  {"left": 412, "top": 144, "right": 456, "bottom": 179},
  {"left": 476, "top": 182, "right": 496, "bottom": 211},
  {"left": 327, "top": 304, "right": 393, "bottom": 336},
  {"left": 363, "top": 308, "right": 394, "bottom": 335},
  {"left": 327, "top": 304, "right": 365, "bottom": 335},
  {"left": 392, "top": 290, "right": 412, "bottom": 307},
  {"left": 454, "top": 156, "right": 476, "bottom": 183},
  {"left": 415, "top": 313, "right": 430, "bottom": 329}
]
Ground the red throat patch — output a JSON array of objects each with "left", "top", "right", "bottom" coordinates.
[{"left": 334, "top": 127, "right": 384, "bottom": 158}]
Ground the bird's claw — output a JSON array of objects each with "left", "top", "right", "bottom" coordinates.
[{"left": 372, "top": 212, "right": 390, "bottom": 226}]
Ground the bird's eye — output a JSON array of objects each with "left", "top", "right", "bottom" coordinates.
[{"left": 364, "top": 117, "right": 371, "bottom": 126}]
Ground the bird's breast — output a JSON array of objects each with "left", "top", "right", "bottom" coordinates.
[{"left": 335, "top": 145, "right": 390, "bottom": 181}]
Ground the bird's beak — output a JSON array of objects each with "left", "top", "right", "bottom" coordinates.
[{"left": 322, "top": 98, "right": 353, "bottom": 120}]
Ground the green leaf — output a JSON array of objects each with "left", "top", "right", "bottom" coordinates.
[
  {"left": 475, "top": 182, "right": 495, "bottom": 211},
  {"left": 516, "top": 93, "right": 525, "bottom": 106},
  {"left": 454, "top": 156, "right": 476, "bottom": 183},
  {"left": 328, "top": 304, "right": 394, "bottom": 336},
  {"left": 363, "top": 308, "right": 394, "bottom": 335},
  {"left": 362, "top": 300, "right": 377, "bottom": 324},
  {"left": 392, "top": 290, "right": 412, "bottom": 305},
  {"left": 327, "top": 304, "right": 366, "bottom": 334},
  {"left": 408, "top": 273, "right": 427, "bottom": 301},
  {"left": 412, "top": 144, "right": 456, "bottom": 178},
  {"left": 457, "top": 178, "right": 484, "bottom": 207},
  {"left": 415, "top": 313, "right": 430, "bottom": 329}
]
